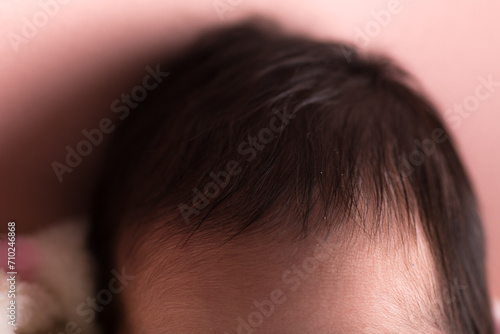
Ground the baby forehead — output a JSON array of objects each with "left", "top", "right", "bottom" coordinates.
[
  {"left": 125, "top": 215, "right": 435, "bottom": 284},
  {"left": 118, "top": 226, "right": 441, "bottom": 333}
]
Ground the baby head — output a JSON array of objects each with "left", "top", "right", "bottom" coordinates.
[{"left": 91, "top": 21, "right": 494, "bottom": 333}]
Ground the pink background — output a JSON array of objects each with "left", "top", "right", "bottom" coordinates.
[{"left": 0, "top": 0, "right": 499, "bottom": 300}]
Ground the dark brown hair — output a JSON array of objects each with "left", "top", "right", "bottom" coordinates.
[{"left": 91, "top": 20, "right": 494, "bottom": 333}]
